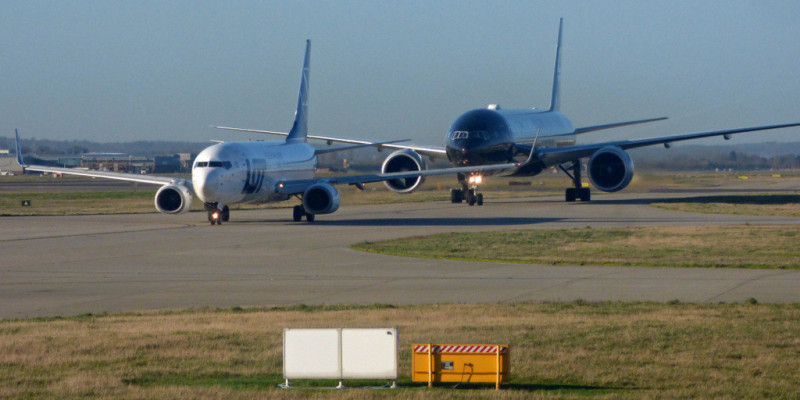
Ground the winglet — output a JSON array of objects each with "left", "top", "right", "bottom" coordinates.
[
  {"left": 14, "top": 129, "right": 26, "bottom": 167},
  {"left": 286, "top": 40, "right": 310, "bottom": 143},
  {"left": 548, "top": 18, "right": 563, "bottom": 112}
]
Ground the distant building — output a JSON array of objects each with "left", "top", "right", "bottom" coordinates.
[
  {"left": 2, "top": 149, "right": 195, "bottom": 176},
  {"left": 177, "top": 153, "right": 196, "bottom": 172},
  {"left": 0, "top": 150, "right": 21, "bottom": 175},
  {"left": 79, "top": 153, "right": 151, "bottom": 174},
  {"left": 153, "top": 155, "right": 182, "bottom": 173}
]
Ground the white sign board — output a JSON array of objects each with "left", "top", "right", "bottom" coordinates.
[
  {"left": 283, "top": 329, "right": 340, "bottom": 379},
  {"left": 342, "top": 328, "right": 398, "bottom": 379},
  {"left": 283, "top": 328, "right": 398, "bottom": 381}
]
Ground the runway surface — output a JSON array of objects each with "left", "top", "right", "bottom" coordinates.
[{"left": 2, "top": 187, "right": 800, "bottom": 319}]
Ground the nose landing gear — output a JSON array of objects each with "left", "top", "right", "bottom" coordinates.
[
  {"left": 205, "top": 203, "right": 230, "bottom": 225},
  {"left": 450, "top": 173, "right": 484, "bottom": 206}
]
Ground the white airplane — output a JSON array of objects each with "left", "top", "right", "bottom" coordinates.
[
  {"left": 218, "top": 19, "right": 800, "bottom": 205},
  {"left": 15, "top": 40, "right": 517, "bottom": 224}
]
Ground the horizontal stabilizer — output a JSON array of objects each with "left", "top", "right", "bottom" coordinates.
[
  {"left": 214, "top": 125, "right": 447, "bottom": 157},
  {"left": 314, "top": 139, "right": 410, "bottom": 155}
]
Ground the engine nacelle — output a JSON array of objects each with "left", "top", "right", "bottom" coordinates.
[
  {"left": 154, "top": 184, "right": 193, "bottom": 214},
  {"left": 588, "top": 146, "right": 634, "bottom": 192},
  {"left": 302, "top": 183, "right": 340, "bottom": 215},
  {"left": 381, "top": 149, "right": 427, "bottom": 193}
]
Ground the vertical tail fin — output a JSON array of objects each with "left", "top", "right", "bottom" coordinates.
[
  {"left": 286, "top": 40, "right": 311, "bottom": 143},
  {"left": 548, "top": 18, "right": 563, "bottom": 112},
  {"left": 14, "top": 129, "right": 26, "bottom": 167}
]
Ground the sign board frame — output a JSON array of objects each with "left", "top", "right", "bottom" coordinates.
[{"left": 283, "top": 328, "right": 398, "bottom": 385}]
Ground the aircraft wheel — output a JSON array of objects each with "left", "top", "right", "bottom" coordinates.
[
  {"left": 565, "top": 188, "right": 576, "bottom": 202},
  {"left": 466, "top": 189, "right": 476, "bottom": 206},
  {"left": 579, "top": 188, "right": 591, "bottom": 202},
  {"left": 306, "top": 213, "right": 315, "bottom": 222},
  {"left": 476, "top": 193, "right": 484, "bottom": 206},
  {"left": 450, "top": 189, "right": 463, "bottom": 203},
  {"left": 293, "top": 205, "right": 304, "bottom": 222},
  {"left": 221, "top": 206, "right": 230, "bottom": 221},
  {"left": 208, "top": 210, "right": 219, "bottom": 225}
]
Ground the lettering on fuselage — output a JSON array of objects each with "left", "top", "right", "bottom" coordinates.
[{"left": 242, "top": 159, "right": 266, "bottom": 194}]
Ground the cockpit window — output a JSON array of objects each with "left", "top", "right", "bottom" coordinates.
[
  {"left": 194, "top": 161, "right": 232, "bottom": 169},
  {"left": 450, "top": 130, "right": 490, "bottom": 140}
]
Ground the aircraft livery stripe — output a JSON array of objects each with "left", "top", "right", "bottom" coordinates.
[{"left": 412, "top": 344, "right": 507, "bottom": 353}]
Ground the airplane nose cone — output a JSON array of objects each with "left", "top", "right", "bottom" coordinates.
[
  {"left": 199, "top": 182, "right": 218, "bottom": 203},
  {"left": 193, "top": 171, "right": 219, "bottom": 203},
  {"left": 448, "top": 140, "right": 469, "bottom": 152}
]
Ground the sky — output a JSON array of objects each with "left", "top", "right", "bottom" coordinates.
[{"left": 2, "top": 0, "right": 800, "bottom": 146}]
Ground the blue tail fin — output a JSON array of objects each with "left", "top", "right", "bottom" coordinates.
[
  {"left": 548, "top": 18, "right": 563, "bottom": 112},
  {"left": 14, "top": 129, "right": 26, "bottom": 167},
  {"left": 286, "top": 40, "right": 310, "bottom": 143}
]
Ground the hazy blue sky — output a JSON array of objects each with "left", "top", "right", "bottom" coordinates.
[{"left": 2, "top": 0, "right": 799, "bottom": 145}]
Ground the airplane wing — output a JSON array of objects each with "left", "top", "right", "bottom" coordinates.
[
  {"left": 573, "top": 117, "right": 667, "bottom": 134},
  {"left": 214, "top": 125, "right": 447, "bottom": 158},
  {"left": 14, "top": 130, "right": 190, "bottom": 188},
  {"left": 274, "top": 162, "right": 518, "bottom": 195},
  {"left": 533, "top": 122, "right": 800, "bottom": 167}
]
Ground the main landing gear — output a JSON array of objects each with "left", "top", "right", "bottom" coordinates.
[
  {"left": 205, "top": 203, "right": 230, "bottom": 225},
  {"left": 292, "top": 205, "right": 315, "bottom": 222},
  {"left": 559, "top": 160, "right": 591, "bottom": 202},
  {"left": 450, "top": 173, "right": 484, "bottom": 206}
]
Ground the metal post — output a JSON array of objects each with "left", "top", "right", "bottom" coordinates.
[
  {"left": 496, "top": 345, "right": 501, "bottom": 390},
  {"left": 428, "top": 343, "right": 433, "bottom": 388}
]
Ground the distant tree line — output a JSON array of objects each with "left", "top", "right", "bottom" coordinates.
[
  {"left": 0, "top": 136, "right": 209, "bottom": 156},
  {"left": 3, "top": 136, "right": 800, "bottom": 171},
  {"left": 635, "top": 150, "right": 800, "bottom": 171}
]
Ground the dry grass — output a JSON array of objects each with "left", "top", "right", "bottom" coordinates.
[
  {"left": 652, "top": 194, "right": 800, "bottom": 217},
  {"left": 354, "top": 225, "right": 800, "bottom": 269},
  {"left": 0, "top": 174, "right": 560, "bottom": 216},
  {"left": 1, "top": 303, "right": 799, "bottom": 399}
]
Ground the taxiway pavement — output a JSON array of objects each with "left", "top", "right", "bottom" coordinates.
[{"left": 2, "top": 189, "right": 800, "bottom": 319}]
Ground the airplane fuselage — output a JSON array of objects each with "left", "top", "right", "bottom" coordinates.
[
  {"left": 192, "top": 141, "right": 316, "bottom": 206},
  {"left": 445, "top": 107, "right": 575, "bottom": 175}
]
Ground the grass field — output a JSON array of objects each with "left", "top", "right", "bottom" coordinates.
[
  {"left": 2, "top": 171, "right": 799, "bottom": 216},
  {"left": 1, "top": 302, "right": 799, "bottom": 399},
  {"left": 353, "top": 225, "right": 800, "bottom": 269},
  {"left": 3, "top": 173, "right": 800, "bottom": 399}
]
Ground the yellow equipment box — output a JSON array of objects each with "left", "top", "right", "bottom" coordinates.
[{"left": 412, "top": 344, "right": 509, "bottom": 388}]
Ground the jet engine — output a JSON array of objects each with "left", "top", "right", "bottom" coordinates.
[
  {"left": 381, "top": 149, "right": 427, "bottom": 193},
  {"left": 587, "top": 146, "right": 634, "bottom": 192},
  {"left": 154, "top": 184, "right": 193, "bottom": 214},
  {"left": 302, "top": 183, "right": 340, "bottom": 215}
]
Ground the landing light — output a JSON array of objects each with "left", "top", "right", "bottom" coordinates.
[
  {"left": 468, "top": 175, "right": 483, "bottom": 184},
  {"left": 212, "top": 212, "right": 219, "bottom": 220}
]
